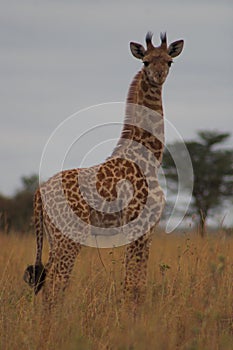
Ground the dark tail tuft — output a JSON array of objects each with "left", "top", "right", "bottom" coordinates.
[{"left": 23, "top": 264, "right": 46, "bottom": 295}]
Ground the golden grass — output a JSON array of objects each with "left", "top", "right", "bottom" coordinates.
[{"left": 0, "top": 230, "right": 233, "bottom": 350}]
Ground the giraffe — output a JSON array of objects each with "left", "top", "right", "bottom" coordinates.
[{"left": 24, "top": 32, "right": 184, "bottom": 306}]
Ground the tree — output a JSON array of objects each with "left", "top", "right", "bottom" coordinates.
[
  {"left": 162, "top": 131, "right": 233, "bottom": 236},
  {"left": 0, "top": 174, "right": 39, "bottom": 232},
  {"left": 20, "top": 174, "right": 39, "bottom": 193}
]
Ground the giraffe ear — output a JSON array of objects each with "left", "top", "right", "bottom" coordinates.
[
  {"left": 168, "top": 40, "right": 184, "bottom": 58},
  {"left": 130, "top": 42, "right": 146, "bottom": 59}
]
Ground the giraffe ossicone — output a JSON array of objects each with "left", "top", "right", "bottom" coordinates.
[{"left": 24, "top": 32, "right": 184, "bottom": 304}]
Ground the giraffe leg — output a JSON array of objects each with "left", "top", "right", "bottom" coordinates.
[
  {"left": 36, "top": 238, "right": 80, "bottom": 346},
  {"left": 42, "top": 237, "right": 81, "bottom": 310},
  {"left": 124, "top": 233, "right": 151, "bottom": 304}
]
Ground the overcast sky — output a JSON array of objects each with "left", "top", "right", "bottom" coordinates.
[{"left": 1, "top": 0, "right": 232, "bottom": 209}]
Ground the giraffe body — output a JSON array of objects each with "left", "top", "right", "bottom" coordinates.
[{"left": 24, "top": 32, "right": 184, "bottom": 305}]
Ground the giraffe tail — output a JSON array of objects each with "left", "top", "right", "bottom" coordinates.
[{"left": 23, "top": 189, "right": 46, "bottom": 294}]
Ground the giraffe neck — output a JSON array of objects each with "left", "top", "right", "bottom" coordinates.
[
  {"left": 112, "top": 70, "right": 164, "bottom": 163},
  {"left": 127, "top": 70, "right": 163, "bottom": 114}
]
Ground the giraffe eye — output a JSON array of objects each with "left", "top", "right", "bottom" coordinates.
[
  {"left": 168, "top": 61, "right": 173, "bottom": 67},
  {"left": 143, "top": 61, "right": 150, "bottom": 67}
]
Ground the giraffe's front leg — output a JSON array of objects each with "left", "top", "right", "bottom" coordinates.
[{"left": 124, "top": 233, "right": 151, "bottom": 304}]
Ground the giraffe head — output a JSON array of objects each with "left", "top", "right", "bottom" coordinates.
[{"left": 130, "top": 32, "right": 184, "bottom": 86}]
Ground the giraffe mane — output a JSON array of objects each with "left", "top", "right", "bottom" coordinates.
[{"left": 110, "top": 72, "right": 142, "bottom": 156}]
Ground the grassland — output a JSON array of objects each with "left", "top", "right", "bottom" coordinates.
[{"left": 0, "top": 230, "right": 233, "bottom": 350}]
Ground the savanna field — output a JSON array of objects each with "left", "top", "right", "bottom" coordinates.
[{"left": 1, "top": 230, "right": 233, "bottom": 350}]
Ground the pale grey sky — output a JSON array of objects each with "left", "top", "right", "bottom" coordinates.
[{"left": 1, "top": 0, "right": 233, "bottom": 198}]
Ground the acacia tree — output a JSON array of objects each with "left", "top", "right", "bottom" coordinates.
[{"left": 162, "top": 131, "right": 233, "bottom": 235}]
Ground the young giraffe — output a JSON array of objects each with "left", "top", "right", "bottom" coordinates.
[{"left": 24, "top": 32, "right": 184, "bottom": 306}]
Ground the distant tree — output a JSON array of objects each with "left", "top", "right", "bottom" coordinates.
[
  {"left": 20, "top": 174, "right": 39, "bottom": 193},
  {"left": 0, "top": 174, "right": 39, "bottom": 233},
  {"left": 0, "top": 195, "right": 13, "bottom": 233},
  {"left": 163, "top": 131, "right": 233, "bottom": 236}
]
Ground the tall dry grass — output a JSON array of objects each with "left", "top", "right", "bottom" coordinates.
[{"left": 0, "top": 230, "right": 233, "bottom": 350}]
